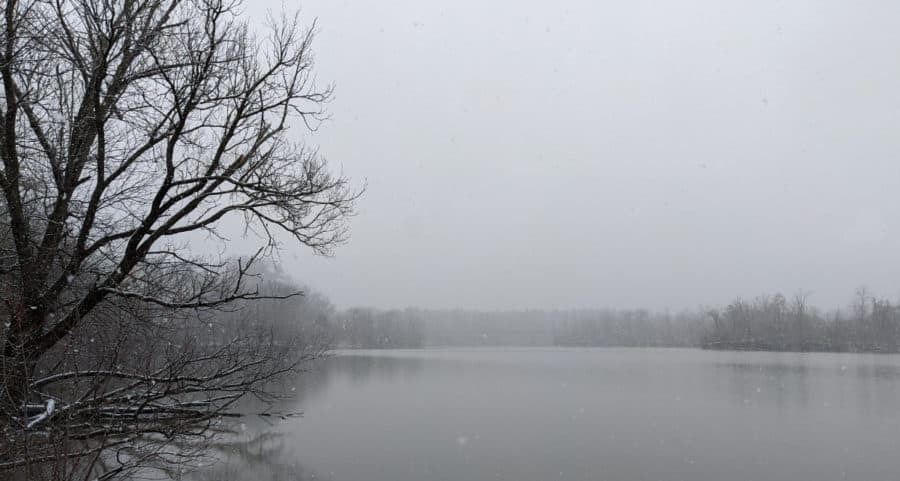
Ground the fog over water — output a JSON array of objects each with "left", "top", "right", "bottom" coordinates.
[{"left": 220, "top": 0, "right": 900, "bottom": 311}]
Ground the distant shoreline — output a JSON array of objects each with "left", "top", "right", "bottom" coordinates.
[{"left": 333, "top": 344, "right": 900, "bottom": 355}]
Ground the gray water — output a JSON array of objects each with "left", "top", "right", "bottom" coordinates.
[{"left": 199, "top": 348, "right": 900, "bottom": 481}]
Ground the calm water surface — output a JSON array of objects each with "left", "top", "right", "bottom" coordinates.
[{"left": 198, "top": 348, "right": 900, "bottom": 481}]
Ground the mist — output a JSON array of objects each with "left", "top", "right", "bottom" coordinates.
[{"left": 218, "top": 0, "right": 900, "bottom": 312}]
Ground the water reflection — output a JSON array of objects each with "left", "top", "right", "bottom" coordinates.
[
  {"left": 716, "top": 359, "right": 811, "bottom": 410},
  {"left": 190, "top": 432, "right": 320, "bottom": 481},
  {"left": 185, "top": 352, "right": 427, "bottom": 481},
  {"left": 341, "top": 351, "right": 426, "bottom": 386},
  {"left": 712, "top": 353, "right": 900, "bottom": 417},
  {"left": 193, "top": 349, "right": 900, "bottom": 481}
]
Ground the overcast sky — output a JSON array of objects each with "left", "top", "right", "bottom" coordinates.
[{"left": 226, "top": 0, "right": 900, "bottom": 311}]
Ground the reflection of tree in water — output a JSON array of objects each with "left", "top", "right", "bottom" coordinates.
[
  {"left": 338, "top": 352, "right": 426, "bottom": 386},
  {"left": 853, "top": 362, "right": 900, "bottom": 416},
  {"left": 178, "top": 354, "right": 426, "bottom": 481},
  {"left": 715, "top": 357, "right": 900, "bottom": 414},
  {"left": 718, "top": 361, "right": 811, "bottom": 410},
  {"left": 185, "top": 431, "right": 322, "bottom": 481}
]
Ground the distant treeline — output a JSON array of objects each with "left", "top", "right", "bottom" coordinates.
[
  {"left": 325, "top": 307, "right": 712, "bottom": 349},
  {"left": 298, "top": 305, "right": 707, "bottom": 349},
  {"left": 328, "top": 308, "right": 705, "bottom": 348},
  {"left": 414, "top": 308, "right": 707, "bottom": 347},
  {"left": 333, "top": 289, "right": 900, "bottom": 354},
  {"left": 332, "top": 308, "right": 426, "bottom": 348},
  {"left": 701, "top": 289, "right": 900, "bottom": 353},
  {"left": 211, "top": 274, "right": 428, "bottom": 349},
  {"left": 233, "top": 275, "right": 900, "bottom": 353}
]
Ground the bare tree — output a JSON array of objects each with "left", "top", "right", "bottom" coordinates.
[
  {"left": 0, "top": 0, "right": 355, "bottom": 477},
  {"left": 789, "top": 290, "right": 810, "bottom": 350}
]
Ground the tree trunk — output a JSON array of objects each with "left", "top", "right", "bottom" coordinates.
[
  {"left": 2, "top": 312, "right": 38, "bottom": 412},
  {"left": 1, "top": 357, "right": 32, "bottom": 411}
]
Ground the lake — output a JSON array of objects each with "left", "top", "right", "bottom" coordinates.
[{"left": 195, "top": 348, "right": 900, "bottom": 481}]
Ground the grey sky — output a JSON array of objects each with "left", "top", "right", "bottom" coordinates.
[{"left": 226, "top": 0, "right": 900, "bottom": 311}]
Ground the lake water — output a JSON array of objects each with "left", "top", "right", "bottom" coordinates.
[{"left": 197, "top": 348, "right": 900, "bottom": 481}]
